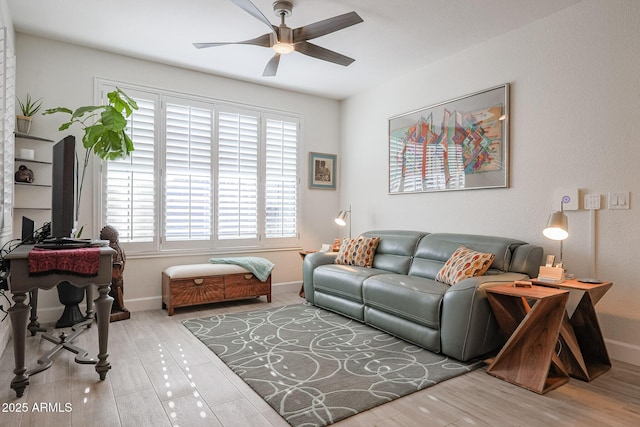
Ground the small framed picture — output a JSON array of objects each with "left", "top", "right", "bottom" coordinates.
[{"left": 309, "top": 152, "right": 336, "bottom": 190}]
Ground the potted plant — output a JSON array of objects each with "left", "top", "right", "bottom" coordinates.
[
  {"left": 44, "top": 87, "right": 138, "bottom": 326},
  {"left": 17, "top": 93, "right": 44, "bottom": 134},
  {"left": 44, "top": 87, "right": 139, "bottom": 228}
]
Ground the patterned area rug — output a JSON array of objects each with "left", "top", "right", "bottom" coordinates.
[{"left": 183, "top": 304, "right": 482, "bottom": 426}]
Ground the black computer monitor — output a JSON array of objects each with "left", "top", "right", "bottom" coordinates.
[
  {"left": 21, "top": 216, "right": 35, "bottom": 243},
  {"left": 50, "top": 135, "right": 75, "bottom": 239}
]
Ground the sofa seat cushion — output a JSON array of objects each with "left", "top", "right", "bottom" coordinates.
[
  {"left": 362, "top": 274, "right": 449, "bottom": 329},
  {"left": 313, "top": 264, "right": 387, "bottom": 303}
]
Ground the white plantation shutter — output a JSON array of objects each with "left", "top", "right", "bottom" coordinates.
[
  {"left": 265, "top": 116, "right": 298, "bottom": 239},
  {"left": 98, "top": 80, "right": 300, "bottom": 253},
  {"left": 104, "top": 95, "right": 157, "bottom": 246},
  {"left": 0, "top": 30, "right": 14, "bottom": 235},
  {"left": 217, "top": 109, "right": 258, "bottom": 242},
  {"left": 164, "top": 101, "right": 213, "bottom": 246}
]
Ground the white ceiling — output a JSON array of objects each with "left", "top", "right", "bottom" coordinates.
[{"left": 7, "top": 0, "right": 584, "bottom": 100}]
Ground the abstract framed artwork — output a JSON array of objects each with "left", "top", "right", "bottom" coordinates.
[
  {"left": 309, "top": 152, "right": 337, "bottom": 190},
  {"left": 389, "top": 84, "right": 509, "bottom": 194}
]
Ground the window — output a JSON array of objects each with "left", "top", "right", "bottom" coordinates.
[
  {"left": 104, "top": 91, "right": 158, "bottom": 253},
  {"left": 217, "top": 109, "right": 259, "bottom": 243},
  {"left": 98, "top": 81, "right": 300, "bottom": 253},
  {"left": 164, "top": 100, "right": 213, "bottom": 246},
  {"left": 265, "top": 116, "right": 298, "bottom": 239}
]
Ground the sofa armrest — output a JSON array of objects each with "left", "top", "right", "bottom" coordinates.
[
  {"left": 303, "top": 252, "right": 338, "bottom": 304},
  {"left": 440, "top": 272, "right": 527, "bottom": 361}
]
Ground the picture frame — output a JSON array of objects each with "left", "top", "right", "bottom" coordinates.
[
  {"left": 309, "top": 152, "right": 336, "bottom": 190},
  {"left": 388, "top": 84, "right": 509, "bottom": 194}
]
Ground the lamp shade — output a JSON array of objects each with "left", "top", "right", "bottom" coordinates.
[
  {"left": 334, "top": 210, "right": 348, "bottom": 226},
  {"left": 543, "top": 211, "right": 569, "bottom": 240}
]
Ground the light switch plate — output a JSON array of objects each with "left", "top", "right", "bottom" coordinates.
[
  {"left": 584, "top": 194, "right": 601, "bottom": 210},
  {"left": 609, "top": 192, "right": 630, "bottom": 210}
]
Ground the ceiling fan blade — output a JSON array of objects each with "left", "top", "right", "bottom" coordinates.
[
  {"left": 295, "top": 41, "right": 355, "bottom": 66},
  {"left": 231, "top": 0, "right": 278, "bottom": 36},
  {"left": 263, "top": 53, "right": 281, "bottom": 77},
  {"left": 293, "top": 11, "right": 363, "bottom": 43},
  {"left": 194, "top": 33, "right": 273, "bottom": 49}
]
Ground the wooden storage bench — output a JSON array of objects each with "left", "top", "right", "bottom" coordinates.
[{"left": 162, "top": 264, "right": 271, "bottom": 316}]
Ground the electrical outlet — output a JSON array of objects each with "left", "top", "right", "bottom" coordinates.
[{"left": 584, "top": 194, "right": 601, "bottom": 210}]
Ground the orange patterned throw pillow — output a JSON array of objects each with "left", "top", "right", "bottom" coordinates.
[
  {"left": 334, "top": 236, "right": 380, "bottom": 268},
  {"left": 435, "top": 245, "right": 495, "bottom": 285}
]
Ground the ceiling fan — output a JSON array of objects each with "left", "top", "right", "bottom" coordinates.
[{"left": 194, "top": 0, "right": 363, "bottom": 77}]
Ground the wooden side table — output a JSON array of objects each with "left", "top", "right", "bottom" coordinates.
[
  {"left": 486, "top": 284, "right": 570, "bottom": 394},
  {"left": 532, "top": 278, "right": 613, "bottom": 381}
]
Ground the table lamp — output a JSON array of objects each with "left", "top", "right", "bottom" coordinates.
[
  {"left": 543, "top": 199, "right": 569, "bottom": 262},
  {"left": 334, "top": 206, "right": 351, "bottom": 238}
]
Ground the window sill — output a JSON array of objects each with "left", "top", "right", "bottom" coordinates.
[{"left": 124, "top": 245, "right": 304, "bottom": 260}]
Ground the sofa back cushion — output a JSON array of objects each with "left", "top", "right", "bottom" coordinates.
[
  {"left": 360, "top": 230, "right": 427, "bottom": 275},
  {"left": 409, "top": 233, "right": 527, "bottom": 280}
]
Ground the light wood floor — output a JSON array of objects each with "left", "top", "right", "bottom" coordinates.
[{"left": 1, "top": 285, "right": 639, "bottom": 427}]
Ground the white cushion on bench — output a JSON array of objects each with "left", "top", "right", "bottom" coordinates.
[{"left": 163, "top": 263, "right": 249, "bottom": 279}]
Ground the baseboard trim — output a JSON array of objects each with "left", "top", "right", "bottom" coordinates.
[
  {"left": 606, "top": 338, "right": 640, "bottom": 367},
  {"left": 124, "top": 296, "right": 162, "bottom": 312},
  {"left": 124, "top": 281, "right": 303, "bottom": 313}
]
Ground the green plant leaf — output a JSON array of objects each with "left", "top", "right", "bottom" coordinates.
[
  {"left": 43, "top": 107, "right": 73, "bottom": 115},
  {"left": 83, "top": 124, "right": 102, "bottom": 149},
  {"left": 100, "top": 106, "right": 128, "bottom": 131},
  {"left": 108, "top": 87, "right": 138, "bottom": 117},
  {"left": 123, "top": 132, "right": 134, "bottom": 154},
  {"left": 118, "top": 88, "right": 138, "bottom": 111},
  {"left": 72, "top": 105, "right": 104, "bottom": 119}
]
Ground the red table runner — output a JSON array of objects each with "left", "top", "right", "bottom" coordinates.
[{"left": 28, "top": 247, "right": 101, "bottom": 276}]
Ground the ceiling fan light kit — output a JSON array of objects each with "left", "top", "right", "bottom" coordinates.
[
  {"left": 273, "top": 42, "right": 294, "bottom": 54},
  {"left": 194, "top": 0, "right": 363, "bottom": 77}
]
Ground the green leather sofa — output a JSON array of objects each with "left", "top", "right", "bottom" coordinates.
[{"left": 303, "top": 230, "right": 543, "bottom": 361}]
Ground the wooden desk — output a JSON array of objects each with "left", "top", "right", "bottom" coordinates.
[
  {"left": 486, "top": 284, "right": 570, "bottom": 394},
  {"left": 6, "top": 244, "right": 115, "bottom": 397},
  {"left": 532, "top": 278, "right": 613, "bottom": 381}
]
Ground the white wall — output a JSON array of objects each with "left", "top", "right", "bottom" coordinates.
[
  {"left": 13, "top": 34, "right": 342, "bottom": 321},
  {"left": 340, "top": 0, "right": 640, "bottom": 365}
]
